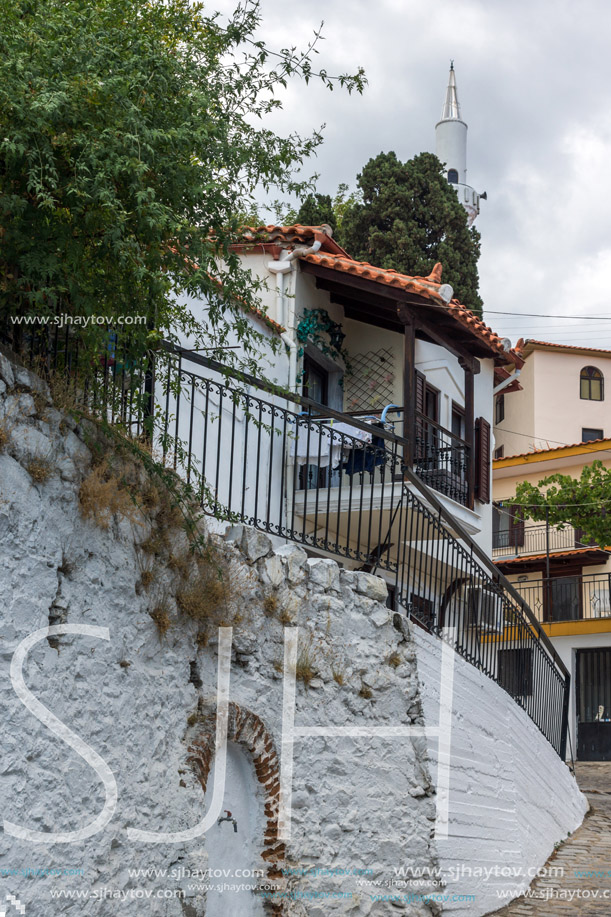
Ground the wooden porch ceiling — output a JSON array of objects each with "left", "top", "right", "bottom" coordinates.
[{"left": 300, "top": 259, "right": 498, "bottom": 362}]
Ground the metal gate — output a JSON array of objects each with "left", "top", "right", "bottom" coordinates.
[{"left": 577, "top": 648, "right": 611, "bottom": 761}]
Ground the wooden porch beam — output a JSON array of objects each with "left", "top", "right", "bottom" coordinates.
[
  {"left": 411, "top": 313, "right": 481, "bottom": 374},
  {"left": 403, "top": 314, "right": 416, "bottom": 468},
  {"left": 329, "top": 295, "right": 404, "bottom": 333},
  {"left": 461, "top": 358, "right": 475, "bottom": 510}
]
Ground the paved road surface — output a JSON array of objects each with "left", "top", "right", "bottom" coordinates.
[{"left": 493, "top": 762, "right": 611, "bottom": 915}]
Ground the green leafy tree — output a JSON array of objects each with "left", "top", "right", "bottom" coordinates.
[
  {"left": 510, "top": 461, "right": 611, "bottom": 548},
  {"left": 339, "top": 151, "right": 482, "bottom": 314},
  {"left": 0, "top": 0, "right": 364, "bottom": 369},
  {"left": 295, "top": 193, "right": 336, "bottom": 233}
]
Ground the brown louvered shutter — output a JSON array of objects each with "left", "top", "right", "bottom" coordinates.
[
  {"left": 510, "top": 505, "right": 525, "bottom": 547},
  {"left": 475, "top": 417, "right": 491, "bottom": 503},
  {"left": 415, "top": 370, "right": 426, "bottom": 451}
]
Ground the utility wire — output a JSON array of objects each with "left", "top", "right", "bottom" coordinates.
[{"left": 484, "top": 310, "right": 611, "bottom": 320}]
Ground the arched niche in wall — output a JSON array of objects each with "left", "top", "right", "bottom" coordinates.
[
  {"left": 206, "top": 743, "right": 265, "bottom": 917},
  {"left": 187, "top": 703, "right": 285, "bottom": 917}
]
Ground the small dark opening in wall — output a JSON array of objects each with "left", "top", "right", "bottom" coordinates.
[
  {"left": 189, "top": 660, "right": 202, "bottom": 689},
  {"left": 582, "top": 427, "right": 604, "bottom": 442}
]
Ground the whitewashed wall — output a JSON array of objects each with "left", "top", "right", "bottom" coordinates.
[
  {"left": 413, "top": 626, "right": 587, "bottom": 916},
  {"left": 0, "top": 351, "right": 588, "bottom": 917}
]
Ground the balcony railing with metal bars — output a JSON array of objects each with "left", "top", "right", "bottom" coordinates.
[
  {"left": 0, "top": 327, "right": 571, "bottom": 757},
  {"left": 415, "top": 413, "right": 469, "bottom": 506},
  {"left": 492, "top": 521, "right": 589, "bottom": 559},
  {"left": 509, "top": 573, "right": 611, "bottom": 624}
]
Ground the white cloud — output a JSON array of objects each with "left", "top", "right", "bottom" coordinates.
[{"left": 218, "top": 0, "right": 611, "bottom": 343}]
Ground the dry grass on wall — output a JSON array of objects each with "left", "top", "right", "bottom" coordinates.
[
  {"left": 78, "top": 461, "right": 142, "bottom": 530},
  {"left": 175, "top": 548, "right": 254, "bottom": 645},
  {"left": 26, "top": 455, "right": 54, "bottom": 484}
]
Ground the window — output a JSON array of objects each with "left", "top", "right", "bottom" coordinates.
[
  {"left": 495, "top": 393, "right": 505, "bottom": 424},
  {"left": 493, "top": 503, "right": 524, "bottom": 550},
  {"left": 300, "top": 355, "right": 330, "bottom": 490},
  {"left": 498, "top": 648, "right": 533, "bottom": 697},
  {"left": 451, "top": 402, "right": 465, "bottom": 440},
  {"left": 494, "top": 445, "right": 504, "bottom": 459},
  {"left": 303, "top": 355, "right": 329, "bottom": 405},
  {"left": 424, "top": 384, "right": 439, "bottom": 421},
  {"left": 582, "top": 427, "right": 604, "bottom": 442},
  {"left": 580, "top": 366, "right": 604, "bottom": 401},
  {"left": 447, "top": 168, "right": 458, "bottom": 183}
]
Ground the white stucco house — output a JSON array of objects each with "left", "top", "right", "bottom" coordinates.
[{"left": 493, "top": 339, "right": 611, "bottom": 762}]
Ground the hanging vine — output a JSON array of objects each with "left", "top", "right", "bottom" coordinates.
[{"left": 296, "top": 308, "right": 351, "bottom": 375}]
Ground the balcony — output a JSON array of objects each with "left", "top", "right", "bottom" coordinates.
[
  {"left": 414, "top": 414, "right": 469, "bottom": 506},
  {"left": 509, "top": 574, "right": 611, "bottom": 626},
  {"left": 493, "top": 521, "right": 594, "bottom": 560}
]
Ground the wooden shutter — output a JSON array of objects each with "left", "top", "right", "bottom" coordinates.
[
  {"left": 510, "top": 505, "right": 525, "bottom": 547},
  {"left": 415, "top": 370, "right": 426, "bottom": 449},
  {"left": 474, "top": 416, "right": 491, "bottom": 503}
]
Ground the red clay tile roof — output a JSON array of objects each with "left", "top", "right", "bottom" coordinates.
[
  {"left": 497, "top": 548, "right": 606, "bottom": 566},
  {"left": 247, "top": 307, "right": 285, "bottom": 336},
  {"left": 300, "top": 251, "right": 523, "bottom": 365},
  {"left": 493, "top": 438, "right": 611, "bottom": 463},
  {"left": 516, "top": 339, "right": 611, "bottom": 357},
  {"left": 237, "top": 224, "right": 349, "bottom": 257},
  {"left": 234, "top": 224, "right": 523, "bottom": 364}
]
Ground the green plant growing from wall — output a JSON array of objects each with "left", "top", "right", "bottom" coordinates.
[{"left": 296, "top": 308, "right": 351, "bottom": 377}]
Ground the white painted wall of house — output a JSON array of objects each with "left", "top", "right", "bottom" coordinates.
[
  {"left": 413, "top": 626, "right": 587, "bottom": 916},
  {"left": 173, "top": 257, "right": 496, "bottom": 569}
]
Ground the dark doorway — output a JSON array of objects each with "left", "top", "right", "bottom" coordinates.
[
  {"left": 577, "top": 648, "right": 611, "bottom": 761},
  {"left": 547, "top": 575, "right": 581, "bottom": 621}
]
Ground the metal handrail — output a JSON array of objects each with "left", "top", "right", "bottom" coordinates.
[
  {"left": 168, "top": 346, "right": 568, "bottom": 680},
  {"left": 1, "top": 328, "right": 571, "bottom": 755}
]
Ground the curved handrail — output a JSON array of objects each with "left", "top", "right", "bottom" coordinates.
[{"left": 168, "top": 344, "right": 568, "bottom": 680}]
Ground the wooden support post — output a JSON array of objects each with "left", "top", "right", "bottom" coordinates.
[
  {"left": 461, "top": 359, "right": 475, "bottom": 509},
  {"left": 402, "top": 313, "right": 415, "bottom": 469}
]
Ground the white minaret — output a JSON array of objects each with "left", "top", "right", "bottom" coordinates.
[{"left": 435, "top": 62, "right": 483, "bottom": 226}]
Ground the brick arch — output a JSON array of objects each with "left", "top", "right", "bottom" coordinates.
[{"left": 187, "top": 702, "right": 286, "bottom": 913}]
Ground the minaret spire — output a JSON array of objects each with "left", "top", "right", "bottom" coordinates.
[
  {"left": 435, "top": 62, "right": 483, "bottom": 226},
  {"left": 440, "top": 61, "right": 461, "bottom": 121}
]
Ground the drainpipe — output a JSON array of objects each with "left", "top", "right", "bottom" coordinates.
[
  {"left": 267, "top": 240, "right": 323, "bottom": 392},
  {"left": 267, "top": 257, "right": 293, "bottom": 389},
  {"left": 493, "top": 368, "right": 521, "bottom": 396}
]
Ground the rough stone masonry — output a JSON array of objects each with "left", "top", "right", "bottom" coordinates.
[{"left": 0, "top": 349, "right": 441, "bottom": 917}]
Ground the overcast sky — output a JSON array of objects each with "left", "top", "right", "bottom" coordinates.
[{"left": 225, "top": 0, "right": 611, "bottom": 347}]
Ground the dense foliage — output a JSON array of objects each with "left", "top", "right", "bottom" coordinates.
[
  {"left": 295, "top": 193, "right": 336, "bottom": 233},
  {"left": 311, "top": 151, "right": 482, "bottom": 314},
  {"left": 0, "top": 0, "right": 364, "bottom": 368},
  {"left": 511, "top": 460, "right": 611, "bottom": 548}
]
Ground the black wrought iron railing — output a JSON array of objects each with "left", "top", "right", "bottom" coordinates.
[
  {"left": 415, "top": 413, "right": 469, "bottom": 505},
  {"left": 509, "top": 573, "right": 611, "bottom": 624},
  {"left": 0, "top": 328, "right": 571, "bottom": 757},
  {"left": 492, "top": 521, "right": 589, "bottom": 558}
]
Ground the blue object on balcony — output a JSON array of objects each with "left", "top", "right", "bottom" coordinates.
[{"left": 342, "top": 434, "right": 386, "bottom": 475}]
